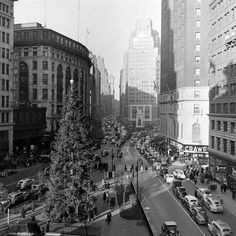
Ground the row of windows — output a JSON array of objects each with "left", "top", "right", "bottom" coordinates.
[
  {"left": 210, "top": 83, "right": 236, "bottom": 99},
  {"left": 211, "top": 136, "right": 235, "bottom": 155},
  {"left": 1, "top": 47, "right": 10, "bottom": 59},
  {"left": 1, "top": 79, "right": 9, "bottom": 91},
  {"left": 0, "top": 63, "right": 10, "bottom": 75},
  {"left": 1, "top": 95, "right": 9, "bottom": 108},
  {"left": 211, "top": 120, "right": 235, "bottom": 133},
  {"left": 32, "top": 88, "right": 54, "bottom": 100},
  {"left": 210, "top": 102, "right": 236, "bottom": 114},
  {"left": 0, "top": 16, "right": 10, "bottom": 29},
  {"left": 0, "top": 112, "right": 9, "bottom": 123},
  {"left": 0, "top": 31, "right": 10, "bottom": 44},
  {"left": 0, "top": 2, "right": 10, "bottom": 14}
]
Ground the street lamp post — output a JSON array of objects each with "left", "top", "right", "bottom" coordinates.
[{"left": 136, "top": 158, "right": 142, "bottom": 203}]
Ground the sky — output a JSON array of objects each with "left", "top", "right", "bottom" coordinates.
[{"left": 14, "top": 0, "right": 161, "bottom": 100}]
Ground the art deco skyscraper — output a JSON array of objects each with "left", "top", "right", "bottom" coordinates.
[{"left": 122, "top": 19, "right": 159, "bottom": 127}]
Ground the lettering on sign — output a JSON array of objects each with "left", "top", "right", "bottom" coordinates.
[{"left": 184, "top": 145, "right": 208, "bottom": 153}]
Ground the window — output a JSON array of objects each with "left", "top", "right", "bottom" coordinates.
[
  {"left": 42, "top": 89, "right": 48, "bottom": 99},
  {"left": 6, "top": 49, "right": 9, "bottom": 59},
  {"left": 217, "top": 121, "right": 221, "bottom": 131},
  {"left": 223, "top": 121, "right": 228, "bottom": 132},
  {"left": 6, "top": 33, "right": 9, "bottom": 44},
  {"left": 194, "top": 79, "right": 200, "bottom": 86},
  {"left": 195, "top": 68, "right": 200, "bottom": 75},
  {"left": 33, "top": 61, "right": 37, "bottom": 70},
  {"left": 2, "top": 63, "right": 5, "bottom": 74},
  {"left": 211, "top": 136, "right": 214, "bottom": 148},
  {"left": 33, "top": 89, "right": 37, "bottom": 100},
  {"left": 43, "top": 51, "right": 48, "bottom": 57},
  {"left": 211, "top": 120, "right": 215, "bottom": 130},
  {"left": 195, "top": 44, "right": 200, "bottom": 51},
  {"left": 24, "top": 49, "right": 28, "bottom": 57},
  {"left": 2, "top": 79, "right": 5, "bottom": 90},
  {"left": 52, "top": 89, "right": 55, "bottom": 100},
  {"left": 6, "top": 112, "right": 9, "bottom": 123},
  {"left": 192, "top": 123, "right": 200, "bottom": 142},
  {"left": 52, "top": 74, "right": 55, "bottom": 85},
  {"left": 6, "top": 96, "right": 9, "bottom": 107},
  {"left": 131, "top": 106, "right": 137, "bottom": 119},
  {"left": 42, "top": 74, "right": 48, "bottom": 85},
  {"left": 42, "top": 61, "right": 48, "bottom": 70},
  {"left": 195, "top": 56, "right": 200, "bottom": 62},
  {"left": 217, "top": 137, "right": 221, "bottom": 151},
  {"left": 223, "top": 139, "right": 227, "bottom": 153},
  {"left": 231, "top": 122, "right": 235, "bottom": 133},
  {"left": 6, "top": 64, "right": 9, "bottom": 75},
  {"left": 195, "top": 0, "right": 201, "bottom": 4},
  {"left": 195, "top": 8, "right": 201, "bottom": 16},
  {"left": 33, "top": 74, "right": 37, "bottom": 85},
  {"left": 223, "top": 103, "right": 228, "bottom": 113},
  {"left": 1, "top": 113, "right": 4, "bottom": 123},
  {"left": 194, "top": 91, "right": 200, "bottom": 98},
  {"left": 33, "top": 50, "right": 37, "bottom": 56},
  {"left": 52, "top": 62, "right": 55, "bottom": 71},
  {"left": 193, "top": 104, "right": 200, "bottom": 114},
  {"left": 195, "top": 20, "right": 201, "bottom": 27},
  {"left": 1, "top": 96, "right": 5, "bottom": 107},
  {"left": 216, "top": 103, "right": 221, "bottom": 113},
  {"left": 230, "top": 102, "right": 236, "bottom": 113},
  {"left": 6, "top": 80, "right": 9, "bottom": 91},
  {"left": 2, "top": 31, "right": 5, "bottom": 43},
  {"left": 195, "top": 32, "right": 200, "bottom": 39},
  {"left": 231, "top": 141, "right": 235, "bottom": 155},
  {"left": 2, "top": 47, "right": 5, "bottom": 58},
  {"left": 145, "top": 106, "right": 150, "bottom": 119}
]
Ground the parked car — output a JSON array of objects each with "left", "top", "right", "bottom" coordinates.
[
  {"left": 164, "top": 174, "right": 175, "bottom": 184},
  {"left": 173, "top": 169, "right": 186, "bottom": 180},
  {"left": 173, "top": 186, "right": 187, "bottom": 201},
  {"left": 208, "top": 220, "right": 232, "bottom": 236},
  {"left": 160, "top": 221, "right": 181, "bottom": 236},
  {"left": 205, "top": 195, "right": 223, "bottom": 213},
  {"left": 182, "top": 195, "right": 198, "bottom": 211},
  {"left": 172, "top": 180, "right": 182, "bottom": 193},
  {"left": 101, "top": 150, "right": 109, "bottom": 157},
  {"left": 130, "top": 140, "right": 134, "bottom": 146},
  {"left": 16, "top": 178, "right": 34, "bottom": 190},
  {"left": 196, "top": 188, "right": 211, "bottom": 201},
  {"left": 8, "top": 191, "right": 28, "bottom": 205},
  {"left": 189, "top": 205, "right": 208, "bottom": 225}
]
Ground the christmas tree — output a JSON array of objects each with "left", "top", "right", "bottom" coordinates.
[{"left": 44, "top": 83, "right": 94, "bottom": 223}]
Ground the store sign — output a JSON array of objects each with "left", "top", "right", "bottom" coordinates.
[
  {"left": 184, "top": 145, "right": 208, "bottom": 153},
  {"left": 169, "top": 139, "right": 184, "bottom": 150}
]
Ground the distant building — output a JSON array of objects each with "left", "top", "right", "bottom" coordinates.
[
  {"left": 97, "top": 56, "right": 113, "bottom": 117},
  {"left": 208, "top": 0, "right": 236, "bottom": 183},
  {"left": 13, "top": 23, "right": 91, "bottom": 146},
  {"left": 121, "top": 19, "right": 160, "bottom": 127},
  {"left": 0, "top": 0, "right": 17, "bottom": 159},
  {"left": 160, "top": 0, "right": 209, "bottom": 159}
]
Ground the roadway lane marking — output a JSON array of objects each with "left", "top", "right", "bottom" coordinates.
[
  {"left": 126, "top": 146, "right": 134, "bottom": 161},
  {"left": 156, "top": 176, "right": 206, "bottom": 236}
]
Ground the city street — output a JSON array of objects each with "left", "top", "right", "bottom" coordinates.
[{"left": 122, "top": 143, "right": 236, "bottom": 236}]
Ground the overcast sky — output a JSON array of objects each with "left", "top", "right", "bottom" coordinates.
[{"left": 14, "top": 0, "right": 161, "bottom": 100}]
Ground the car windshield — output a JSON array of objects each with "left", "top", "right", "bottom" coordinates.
[
  {"left": 203, "top": 190, "right": 210, "bottom": 194},
  {"left": 223, "top": 229, "right": 230, "bottom": 232}
]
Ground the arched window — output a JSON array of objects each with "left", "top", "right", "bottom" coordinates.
[
  {"left": 192, "top": 123, "right": 200, "bottom": 142},
  {"left": 57, "top": 64, "right": 63, "bottom": 102},
  {"left": 65, "top": 66, "right": 71, "bottom": 94}
]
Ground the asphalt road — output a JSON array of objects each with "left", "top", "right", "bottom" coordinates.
[{"left": 125, "top": 145, "right": 207, "bottom": 235}]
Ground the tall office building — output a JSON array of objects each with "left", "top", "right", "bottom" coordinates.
[
  {"left": 0, "top": 0, "right": 17, "bottom": 159},
  {"left": 208, "top": 0, "right": 236, "bottom": 184},
  {"left": 160, "top": 0, "right": 209, "bottom": 160},
  {"left": 122, "top": 19, "right": 159, "bottom": 127}
]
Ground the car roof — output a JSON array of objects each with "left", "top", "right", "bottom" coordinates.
[
  {"left": 185, "top": 195, "right": 197, "bottom": 200},
  {"left": 199, "top": 187, "right": 210, "bottom": 192},
  {"left": 214, "top": 220, "right": 230, "bottom": 229},
  {"left": 164, "top": 221, "right": 177, "bottom": 226}
]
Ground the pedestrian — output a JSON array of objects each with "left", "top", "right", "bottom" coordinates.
[
  {"left": 220, "top": 184, "right": 224, "bottom": 193},
  {"left": 107, "top": 182, "right": 110, "bottom": 189},
  {"left": 103, "top": 191, "right": 106, "bottom": 203},
  {"left": 31, "top": 201, "right": 35, "bottom": 213},
  {"left": 27, "top": 216, "right": 41, "bottom": 236},
  {"left": 194, "top": 176, "right": 197, "bottom": 185},
  {"left": 20, "top": 206, "right": 25, "bottom": 219},
  {"left": 106, "top": 191, "right": 110, "bottom": 204},
  {"left": 45, "top": 221, "right": 50, "bottom": 232},
  {"left": 106, "top": 211, "right": 112, "bottom": 224}
]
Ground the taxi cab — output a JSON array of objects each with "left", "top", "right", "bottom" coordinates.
[{"left": 205, "top": 195, "right": 223, "bottom": 213}]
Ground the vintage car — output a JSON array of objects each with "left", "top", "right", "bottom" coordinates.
[
  {"left": 160, "top": 221, "right": 181, "bottom": 236},
  {"left": 189, "top": 205, "right": 208, "bottom": 225},
  {"left": 208, "top": 220, "right": 232, "bottom": 236},
  {"left": 173, "top": 186, "right": 187, "bottom": 201}
]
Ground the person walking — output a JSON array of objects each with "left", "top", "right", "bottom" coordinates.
[
  {"left": 20, "top": 206, "right": 25, "bottom": 219},
  {"left": 27, "top": 216, "right": 41, "bottom": 236},
  {"left": 103, "top": 191, "right": 106, "bottom": 203},
  {"left": 106, "top": 211, "right": 112, "bottom": 224},
  {"left": 31, "top": 201, "right": 35, "bottom": 213}
]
